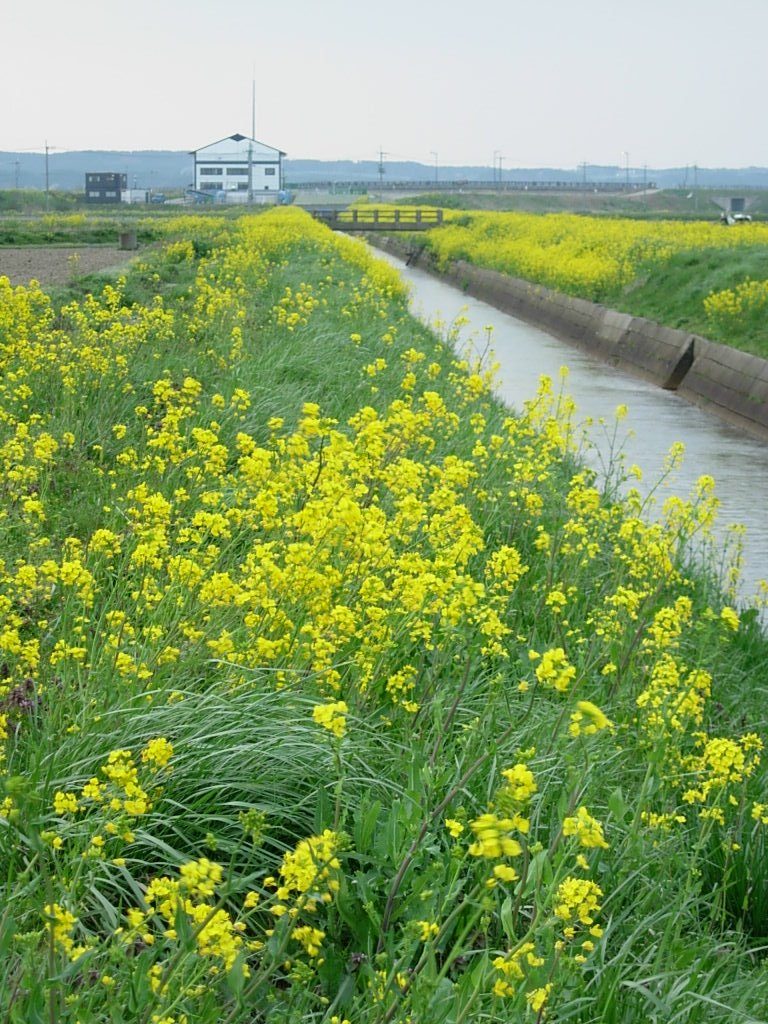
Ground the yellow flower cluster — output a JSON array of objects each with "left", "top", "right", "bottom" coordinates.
[
  {"left": 704, "top": 277, "right": 768, "bottom": 331},
  {"left": 275, "top": 829, "right": 342, "bottom": 908},
  {"left": 569, "top": 700, "right": 613, "bottom": 737},
  {"left": 634, "top": 590, "right": 762, "bottom": 833},
  {"left": 553, "top": 876, "right": 604, "bottom": 933},
  {"left": 141, "top": 736, "right": 174, "bottom": 768},
  {"left": 562, "top": 806, "right": 610, "bottom": 849},
  {"left": 312, "top": 700, "right": 349, "bottom": 739},
  {"left": 50, "top": 739, "right": 173, "bottom": 856},
  {"left": 134, "top": 858, "right": 247, "bottom": 975},
  {"left": 292, "top": 924, "right": 326, "bottom": 958},
  {"left": 424, "top": 211, "right": 768, "bottom": 301},
  {"left": 44, "top": 902, "right": 90, "bottom": 961},
  {"left": 681, "top": 733, "right": 763, "bottom": 823},
  {"left": 467, "top": 762, "right": 537, "bottom": 887},
  {"left": 492, "top": 941, "right": 544, "bottom": 998},
  {"left": 469, "top": 813, "right": 523, "bottom": 860},
  {"left": 415, "top": 919, "right": 439, "bottom": 942},
  {"left": 532, "top": 646, "right": 576, "bottom": 693}
]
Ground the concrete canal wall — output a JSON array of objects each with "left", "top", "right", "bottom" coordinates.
[{"left": 371, "top": 236, "right": 768, "bottom": 442}]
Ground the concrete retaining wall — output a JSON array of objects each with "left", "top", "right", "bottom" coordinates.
[
  {"left": 371, "top": 235, "right": 768, "bottom": 441},
  {"left": 678, "top": 338, "right": 768, "bottom": 436}
]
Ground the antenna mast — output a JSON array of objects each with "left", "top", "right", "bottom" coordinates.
[
  {"left": 249, "top": 70, "right": 255, "bottom": 205},
  {"left": 251, "top": 69, "right": 256, "bottom": 140}
]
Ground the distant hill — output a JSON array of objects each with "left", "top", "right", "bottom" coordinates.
[
  {"left": 0, "top": 151, "right": 193, "bottom": 192},
  {"left": 2, "top": 151, "right": 768, "bottom": 191}
]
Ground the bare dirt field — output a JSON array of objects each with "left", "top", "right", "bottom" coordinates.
[{"left": 0, "top": 245, "right": 140, "bottom": 287}]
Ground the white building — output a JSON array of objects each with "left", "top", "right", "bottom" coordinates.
[
  {"left": 121, "top": 188, "right": 150, "bottom": 205},
  {"left": 190, "top": 133, "right": 285, "bottom": 203}
]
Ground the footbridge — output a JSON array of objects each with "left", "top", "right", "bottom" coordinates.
[{"left": 311, "top": 208, "right": 444, "bottom": 232}]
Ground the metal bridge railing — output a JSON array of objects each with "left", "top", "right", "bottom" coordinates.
[{"left": 312, "top": 208, "right": 444, "bottom": 229}]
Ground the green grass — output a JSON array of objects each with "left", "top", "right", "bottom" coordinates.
[
  {"left": 612, "top": 246, "right": 768, "bottom": 356},
  {"left": 0, "top": 219, "right": 157, "bottom": 247}
]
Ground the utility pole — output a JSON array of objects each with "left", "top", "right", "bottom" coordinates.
[
  {"left": 693, "top": 163, "right": 698, "bottom": 211},
  {"left": 378, "top": 147, "right": 387, "bottom": 191},
  {"left": 45, "top": 141, "right": 50, "bottom": 210},
  {"left": 248, "top": 141, "right": 253, "bottom": 204},
  {"left": 14, "top": 159, "right": 20, "bottom": 189},
  {"left": 623, "top": 151, "right": 629, "bottom": 192},
  {"left": 492, "top": 152, "right": 504, "bottom": 185}
]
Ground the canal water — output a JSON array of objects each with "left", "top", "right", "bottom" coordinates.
[{"left": 377, "top": 250, "right": 768, "bottom": 608}]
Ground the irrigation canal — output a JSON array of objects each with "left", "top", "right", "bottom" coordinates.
[{"left": 376, "top": 248, "right": 768, "bottom": 608}]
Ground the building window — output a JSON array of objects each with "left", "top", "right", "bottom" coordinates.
[
  {"left": 265, "top": 167, "right": 276, "bottom": 176},
  {"left": 200, "top": 167, "right": 223, "bottom": 175},
  {"left": 227, "top": 167, "right": 249, "bottom": 175},
  {"left": 237, "top": 183, "right": 248, "bottom": 191}
]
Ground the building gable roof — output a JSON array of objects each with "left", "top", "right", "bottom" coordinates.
[{"left": 190, "top": 133, "right": 287, "bottom": 157}]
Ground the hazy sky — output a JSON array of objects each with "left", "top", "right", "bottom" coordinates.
[{"left": 5, "top": 0, "right": 768, "bottom": 168}]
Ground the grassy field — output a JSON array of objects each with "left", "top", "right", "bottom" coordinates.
[
  {"left": 1, "top": 209, "right": 768, "bottom": 1023},
  {"left": 0, "top": 190, "right": 83, "bottom": 214}
]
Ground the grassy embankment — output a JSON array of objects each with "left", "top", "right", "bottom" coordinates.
[
  {"left": 415, "top": 211, "right": 768, "bottom": 358},
  {"left": 2, "top": 208, "right": 768, "bottom": 1023},
  {"left": 616, "top": 245, "right": 768, "bottom": 350}
]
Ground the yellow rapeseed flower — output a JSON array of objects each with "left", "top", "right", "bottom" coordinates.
[{"left": 312, "top": 700, "right": 348, "bottom": 739}]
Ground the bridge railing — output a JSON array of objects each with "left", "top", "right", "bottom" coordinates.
[
  {"left": 339, "top": 208, "right": 443, "bottom": 224},
  {"left": 314, "top": 208, "right": 444, "bottom": 226}
]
